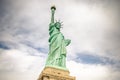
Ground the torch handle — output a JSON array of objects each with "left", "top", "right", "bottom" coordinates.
[{"left": 51, "top": 6, "right": 56, "bottom": 23}]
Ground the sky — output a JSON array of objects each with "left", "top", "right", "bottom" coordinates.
[{"left": 0, "top": 0, "right": 120, "bottom": 80}]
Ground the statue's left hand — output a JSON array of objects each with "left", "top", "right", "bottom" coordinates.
[{"left": 65, "top": 39, "right": 71, "bottom": 46}]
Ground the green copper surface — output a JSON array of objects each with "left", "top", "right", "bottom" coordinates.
[{"left": 45, "top": 6, "right": 71, "bottom": 70}]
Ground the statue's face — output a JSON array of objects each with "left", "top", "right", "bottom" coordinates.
[{"left": 55, "top": 22, "right": 61, "bottom": 30}]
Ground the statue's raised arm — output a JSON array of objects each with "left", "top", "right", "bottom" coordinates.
[{"left": 51, "top": 6, "right": 56, "bottom": 23}]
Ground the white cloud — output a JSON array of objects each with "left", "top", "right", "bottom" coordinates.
[
  {"left": 0, "top": 49, "right": 119, "bottom": 80},
  {"left": 1, "top": 0, "right": 119, "bottom": 59},
  {"left": 67, "top": 60, "right": 120, "bottom": 80},
  {"left": 0, "top": 49, "right": 45, "bottom": 80},
  {"left": 0, "top": 0, "right": 120, "bottom": 80}
]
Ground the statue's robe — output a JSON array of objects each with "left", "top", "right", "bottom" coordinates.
[{"left": 45, "top": 22, "right": 70, "bottom": 68}]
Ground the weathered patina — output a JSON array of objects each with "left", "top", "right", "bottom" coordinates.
[{"left": 45, "top": 6, "right": 71, "bottom": 70}]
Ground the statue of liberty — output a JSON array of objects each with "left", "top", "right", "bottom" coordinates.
[{"left": 45, "top": 6, "right": 71, "bottom": 70}]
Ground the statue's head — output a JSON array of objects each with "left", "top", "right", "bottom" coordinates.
[{"left": 55, "top": 22, "right": 62, "bottom": 30}]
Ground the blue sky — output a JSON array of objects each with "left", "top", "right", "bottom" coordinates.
[{"left": 0, "top": 0, "right": 120, "bottom": 80}]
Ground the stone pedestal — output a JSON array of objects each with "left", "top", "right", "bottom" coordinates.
[{"left": 38, "top": 67, "right": 75, "bottom": 80}]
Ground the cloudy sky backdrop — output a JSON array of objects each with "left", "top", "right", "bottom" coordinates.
[{"left": 0, "top": 0, "right": 120, "bottom": 80}]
